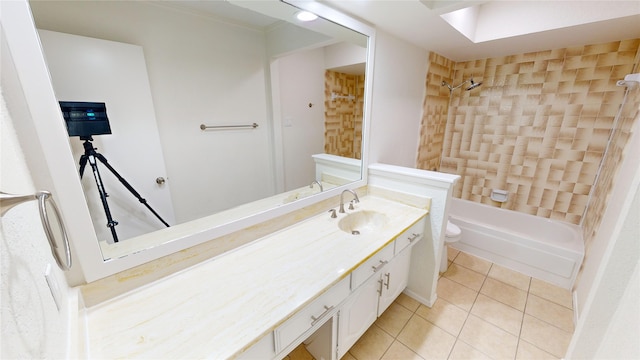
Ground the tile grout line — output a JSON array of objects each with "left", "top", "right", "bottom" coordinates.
[
  {"left": 350, "top": 296, "right": 423, "bottom": 360},
  {"left": 450, "top": 257, "right": 573, "bottom": 359},
  {"left": 446, "top": 257, "right": 554, "bottom": 360},
  {"left": 445, "top": 299, "right": 474, "bottom": 359},
  {"left": 517, "top": 277, "right": 573, "bottom": 359},
  {"left": 524, "top": 280, "right": 577, "bottom": 336},
  {"left": 371, "top": 323, "right": 394, "bottom": 360},
  {"left": 388, "top": 297, "right": 428, "bottom": 360},
  {"left": 513, "top": 274, "right": 533, "bottom": 360},
  {"left": 377, "top": 322, "right": 424, "bottom": 360},
  {"left": 373, "top": 301, "right": 421, "bottom": 359},
  {"left": 444, "top": 261, "right": 492, "bottom": 360},
  {"left": 528, "top": 290, "right": 575, "bottom": 311},
  {"left": 441, "top": 250, "right": 485, "bottom": 359}
]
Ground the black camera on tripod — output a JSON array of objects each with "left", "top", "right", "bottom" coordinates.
[
  {"left": 59, "top": 101, "right": 169, "bottom": 243},
  {"left": 59, "top": 101, "right": 112, "bottom": 140}
]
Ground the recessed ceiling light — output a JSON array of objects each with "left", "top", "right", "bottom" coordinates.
[{"left": 296, "top": 11, "right": 318, "bottom": 22}]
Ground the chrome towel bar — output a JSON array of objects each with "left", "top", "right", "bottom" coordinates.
[
  {"left": 1, "top": 191, "right": 72, "bottom": 271},
  {"left": 200, "top": 123, "right": 259, "bottom": 130}
]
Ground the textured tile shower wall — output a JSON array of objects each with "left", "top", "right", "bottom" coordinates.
[
  {"left": 418, "top": 52, "right": 455, "bottom": 172},
  {"left": 417, "top": 39, "right": 640, "bottom": 225},
  {"left": 324, "top": 70, "right": 364, "bottom": 160},
  {"left": 581, "top": 85, "right": 639, "bottom": 249}
]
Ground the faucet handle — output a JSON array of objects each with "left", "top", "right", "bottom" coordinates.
[
  {"left": 328, "top": 209, "right": 337, "bottom": 218},
  {"left": 349, "top": 200, "right": 355, "bottom": 210}
]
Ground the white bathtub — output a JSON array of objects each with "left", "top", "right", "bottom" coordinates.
[{"left": 448, "top": 198, "right": 584, "bottom": 289}]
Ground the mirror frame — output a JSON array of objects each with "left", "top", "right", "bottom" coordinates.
[{"left": 3, "top": 0, "right": 375, "bottom": 283}]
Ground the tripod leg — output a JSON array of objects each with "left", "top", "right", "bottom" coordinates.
[
  {"left": 86, "top": 154, "right": 120, "bottom": 243},
  {"left": 93, "top": 153, "right": 170, "bottom": 228},
  {"left": 79, "top": 155, "right": 88, "bottom": 178}
]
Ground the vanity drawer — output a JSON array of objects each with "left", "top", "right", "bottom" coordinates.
[
  {"left": 275, "top": 276, "right": 350, "bottom": 353},
  {"left": 350, "top": 242, "right": 394, "bottom": 290},
  {"left": 394, "top": 217, "right": 426, "bottom": 255}
]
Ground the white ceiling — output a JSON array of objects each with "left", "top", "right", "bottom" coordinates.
[
  {"left": 321, "top": 0, "right": 640, "bottom": 61},
  {"left": 156, "top": 0, "right": 640, "bottom": 62}
]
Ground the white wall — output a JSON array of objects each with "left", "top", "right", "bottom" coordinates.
[
  {"left": 275, "top": 48, "right": 326, "bottom": 191},
  {"left": 368, "top": 31, "right": 428, "bottom": 168},
  {"left": 368, "top": 164, "right": 460, "bottom": 306},
  {"left": 29, "top": 1, "right": 275, "bottom": 223},
  {"left": 38, "top": 29, "right": 176, "bottom": 244},
  {"left": 1, "top": 80, "right": 72, "bottom": 359},
  {"left": 594, "top": 259, "right": 640, "bottom": 358},
  {"left": 324, "top": 42, "right": 367, "bottom": 70}
]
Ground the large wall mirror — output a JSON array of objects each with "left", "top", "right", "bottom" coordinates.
[{"left": 23, "top": 0, "right": 374, "bottom": 281}]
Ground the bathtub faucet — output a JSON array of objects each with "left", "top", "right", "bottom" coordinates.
[
  {"left": 339, "top": 189, "right": 360, "bottom": 213},
  {"left": 310, "top": 180, "right": 323, "bottom": 193}
]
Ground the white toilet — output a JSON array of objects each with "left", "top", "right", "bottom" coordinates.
[{"left": 440, "top": 219, "right": 462, "bottom": 273}]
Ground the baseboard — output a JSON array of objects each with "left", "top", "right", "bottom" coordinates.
[{"left": 403, "top": 289, "right": 436, "bottom": 308}]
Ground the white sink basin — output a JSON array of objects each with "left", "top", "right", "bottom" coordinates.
[{"left": 338, "top": 210, "right": 389, "bottom": 235}]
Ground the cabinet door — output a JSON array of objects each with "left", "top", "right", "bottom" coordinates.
[
  {"left": 337, "top": 275, "right": 380, "bottom": 359},
  {"left": 377, "top": 248, "right": 411, "bottom": 316},
  {"left": 237, "top": 332, "right": 275, "bottom": 360}
]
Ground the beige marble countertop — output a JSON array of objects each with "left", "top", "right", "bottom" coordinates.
[{"left": 84, "top": 195, "right": 428, "bottom": 359}]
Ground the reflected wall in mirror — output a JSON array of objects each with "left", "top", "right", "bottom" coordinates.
[{"left": 29, "top": 0, "right": 368, "bottom": 260}]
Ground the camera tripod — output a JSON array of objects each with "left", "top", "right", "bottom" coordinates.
[{"left": 78, "top": 137, "right": 170, "bottom": 243}]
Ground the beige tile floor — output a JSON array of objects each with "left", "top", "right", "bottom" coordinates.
[{"left": 286, "top": 249, "right": 575, "bottom": 360}]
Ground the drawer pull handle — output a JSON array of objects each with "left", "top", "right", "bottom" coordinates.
[
  {"left": 408, "top": 233, "right": 420, "bottom": 242},
  {"left": 310, "top": 305, "right": 334, "bottom": 326},
  {"left": 384, "top": 273, "right": 391, "bottom": 289},
  {"left": 371, "top": 260, "right": 388, "bottom": 272}
]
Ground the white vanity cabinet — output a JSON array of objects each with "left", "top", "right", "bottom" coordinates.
[
  {"left": 274, "top": 276, "right": 350, "bottom": 356},
  {"left": 337, "top": 272, "right": 378, "bottom": 357},
  {"left": 350, "top": 242, "right": 395, "bottom": 290},
  {"left": 235, "top": 214, "right": 427, "bottom": 360},
  {"left": 394, "top": 218, "right": 425, "bottom": 255},
  {"left": 377, "top": 247, "right": 411, "bottom": 313},
  {"left": 337, "top": 243, "right": 393, "bottom": 357},
  {"left": 337, "top": 241, "right": 415, "bottom": 358}
]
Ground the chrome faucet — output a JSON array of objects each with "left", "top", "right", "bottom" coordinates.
[
  {"left": 310, "top": 180, "right": 323, "bottom": 193},
  {"left": 339, "top": 189, "right": 360, "bottom": 213}
]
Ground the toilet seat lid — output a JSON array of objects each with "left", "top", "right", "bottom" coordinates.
[{"left": 446, "top": 221, "right": 461, "bottom": 237}]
